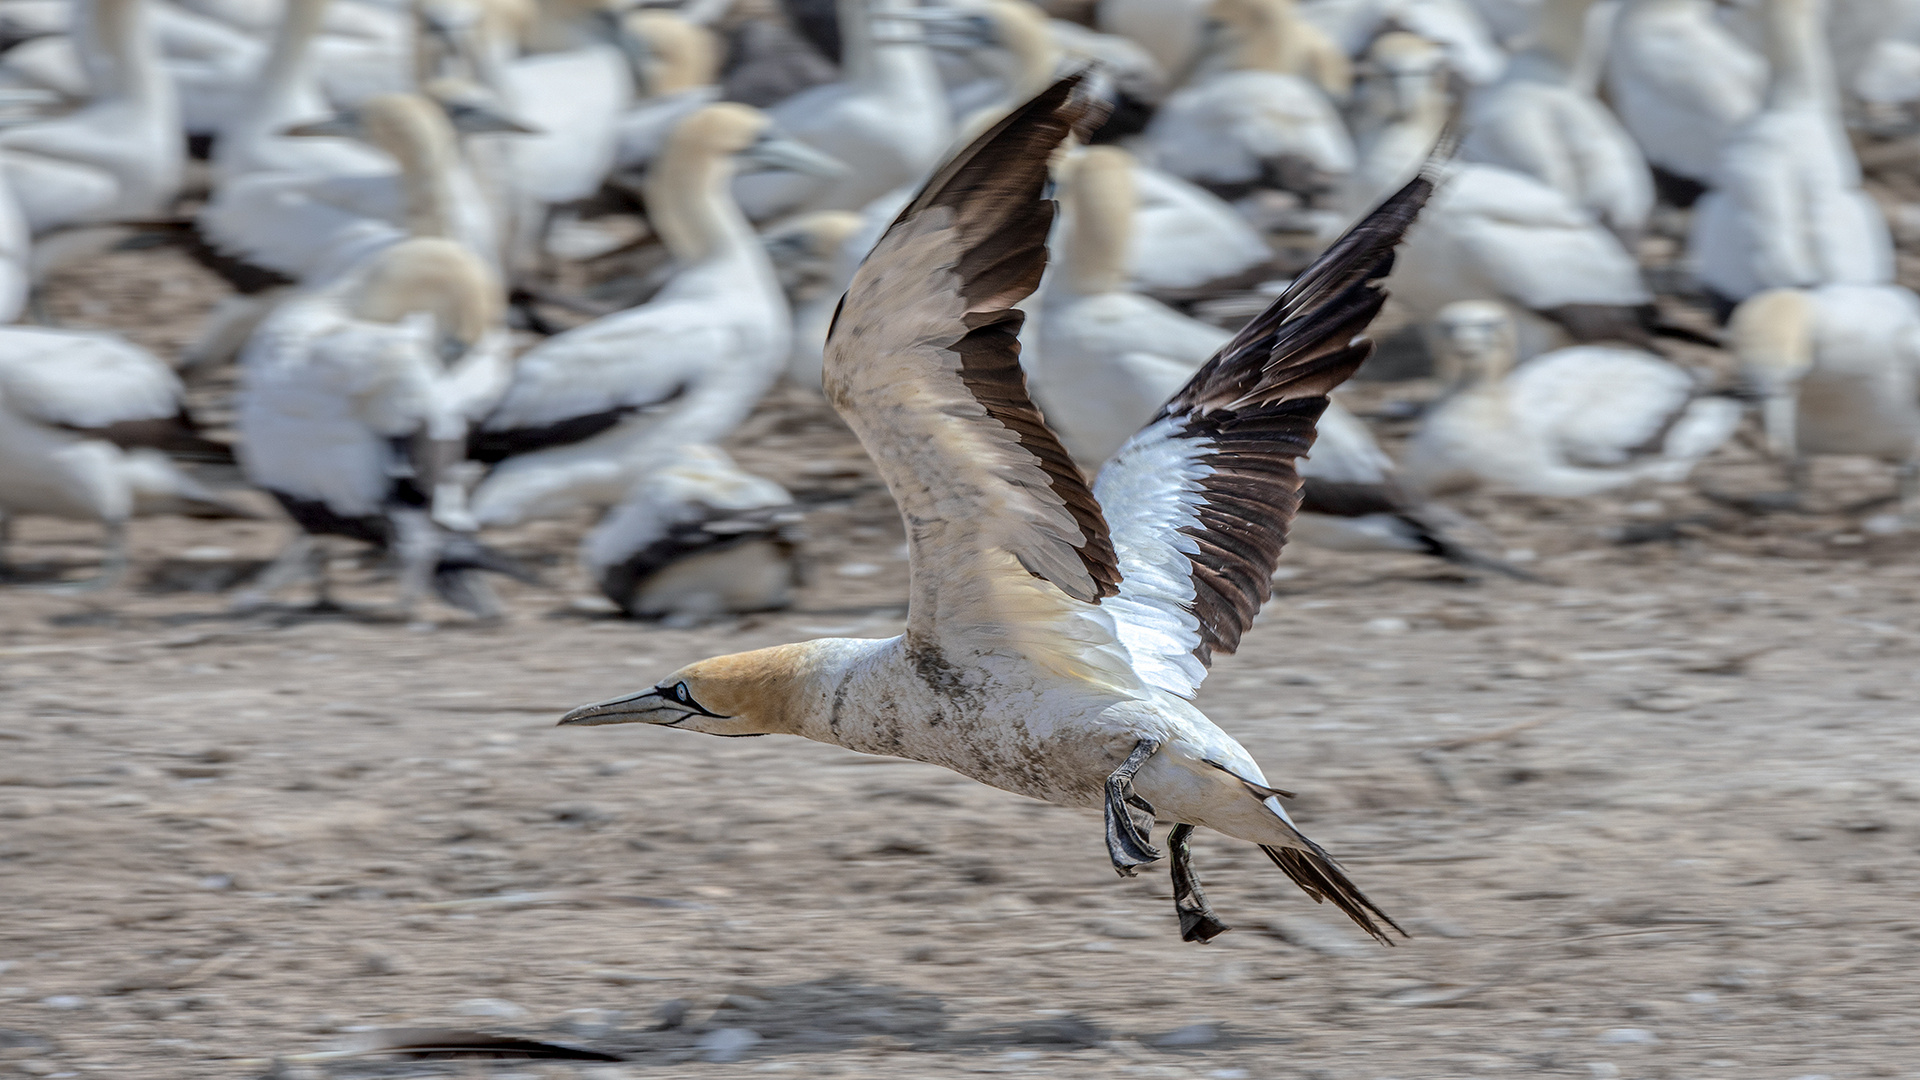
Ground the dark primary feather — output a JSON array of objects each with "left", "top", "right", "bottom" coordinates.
[
  {"left": 830, "top": 73, "right": 1123, "bottom": 604},
  {"left": 78, "top": 411, "right": 237, "bottom": 464},
  {"left": 1156, "top": 173, "right": 1437, "bottom": 664},
  {"left": 1263, "top": 841, "right": 1407, "bottom": 945}
]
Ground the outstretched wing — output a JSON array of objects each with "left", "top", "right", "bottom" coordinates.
[
  {"left": 824, "top": 76, "right": 1128, "bottom": 672},
  {"left": 1094, "top": 175, "right": 1435, "bottom": 698}
]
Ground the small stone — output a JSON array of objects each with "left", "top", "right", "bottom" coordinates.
[
  {"left": 1364, "top": 617, "right": 1410, "bottom": 635},
  {"left": 835, "top": 562, "right": 881, "bottom": 578},
  {"left": 1685, "top": 991, "right": 1718, "bottom": 1005},
  {"left": 1209, "top": 1071, "right": 1251, "bottom": 1080},
  {"left": 353, "top": 949, "right": 409, "bottom": 976},
  {"left": 455, "top": 998, "right": 529, "bottom": 1020},
  {"left": 17, "top": 1060, "right": 55, "bottom": 1077},
  {"left": 1597, "top": 1027, "right": 1656, "bottom": 1044},
  {"left": 696, "top": 1027, "right": 760, "bottom": 1063},
  {"left": 1586, "top": 1064, "right": 1620, "bottom": 1079},
  {"left": 38, "top": 996, "right": 86, "bottom": 1011},
  {"left": 652, "top": 999, "right": 690, "bottom": 1030},
  {"left": 1154, "top": 1023, "right": 1219, "bottom": 1048}
]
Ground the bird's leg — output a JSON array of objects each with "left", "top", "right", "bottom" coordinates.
[
  {"left": 231, "top": 533, "right": 316, "bottom": 612},
  {"left": 1104, "top": 738, "right": 1163, "bottom": 876},
  {"left": 0, "top": 510, "right": 12, "bottom": 580},
  {"left": 1167, "top": 824, "right": 1231, "bottom": 943},
  {"left": 389, "top": 509, "right": 438, "bottom": 620},
  {"left": 41, "top": 521, "right": 127, "bottom": 594}
]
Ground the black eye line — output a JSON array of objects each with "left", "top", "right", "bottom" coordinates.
[{"left": 656, "top": 681, "right": 730, "bottom": 719}]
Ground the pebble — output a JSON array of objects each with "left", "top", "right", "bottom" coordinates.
[
  {"left": 652, "top": 999, "right": 690, "bottom": 1030},
  {"left": 1154, "top": 1023, "right": 1219, "bottom": 1048},
  {"left": 1586, "top": 1063, "right": 1620, "bottom": 1079},
  {"left": 455, "top": 998, "right": 529, "bottom": 1020},
  {"left": 1365, "top": 617, "right": 1411, "bottom": 635},
  {"left": 38, "top": 997, "right": 86, "bottom": 1011},
  {"left": 696, "top": 1027, "right": 761, "bottom": 1063},
  {"left": 1209, "top": 1071, "right": 1251, "bottom": 1080},
  {"left": 1597, "top": 1028, "right": 1656, "bottom": 1044},
  {"left": 835, "top": 562, "right": 882, "bottom": 578}
]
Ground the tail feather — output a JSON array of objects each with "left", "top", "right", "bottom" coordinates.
[
  {"left": 1389, "top": 506, "right": 1545, "bottom": 582},
  {"left": 1261, "top": 840, "right": 1407, "bottom": 945}
]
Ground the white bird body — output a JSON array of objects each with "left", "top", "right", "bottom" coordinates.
[
  {"left": 1145, "top": 69, "right": 1355, "bottom": 192},
  {"left": 1604, "top": 0, "right": 1762, "bottom": 187},
  {"left": 236, "top": 242, "right": 512, "bottom": 517},
  {"left": 468, "top": 104, "right": 800, "bottom": 527},
  {"left": 210, "top": 0, "right": 388, "bottom": 186},
  {"left": 1404, "top": 301, "right": 1740, "bottom": 495},
  {"left": 561, "top": 82, "right": 1426, "bottom": 944},
  {"left": 1095, "top": 0, "right": 1211, "bottom": 80},
  {"left": 732, "top": 0, "right": 951, "bottom": 218},
  {"left": 0, "top": 0, "right": 183, "bottom": 233},
  {"left": 0, "top": 327, "right": 244, "bottom": 582},
  {"left": 1298, "top": 0, "right": 1507, "bottom": 84},
  {"left": 1463, "top": 34, "right": 1653, "bottom": 237},
  {"left": 1686, "top": 0, "right": 1893, "bottom": 305},
  {"left": 200, "top": 92, "right": 506, "bottom": 282},
  {"left": 1349, "top": 34, "right": 1650, "bottom": 358},
  {"left": 1729, "top": 285, "right": 1920, "bottom": 482},
  {"left": 497, "top": 42, "right": 633, "bottom": 205}
]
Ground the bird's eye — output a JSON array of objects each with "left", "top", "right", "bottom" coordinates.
[{"left": 671, "top": 682, "right": 692, "bottom": 703}]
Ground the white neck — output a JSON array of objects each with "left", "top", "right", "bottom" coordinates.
[
  {"left": 74, "top": 0, "right": 165, "bottom": 106},
  {"left": 1763, "top": 0, "right": 1834, "bottom": 111},
  {"left": 641, "top": 141, "right": 759, "bottom": 266},
  {"left": 253, "top": 0, "right": 331, "bottom": 123},
  {"left": 839, "top": 0, "right": 941, "bottom": 96},
  {"left": 1060, "top": 153, "right": 1134, "bottom": 296}
]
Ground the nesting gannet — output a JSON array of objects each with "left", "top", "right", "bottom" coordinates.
[
  {"left": 1402, "top": 301, "right": 1743, "bottom": 496},
  {"left": 1603, "top": 0, "right": 1762, "bottom": 203},
  {"left": 0, "top": 0, "right": 182, "bottom": 234},
  {"left": 560, "top": 77, "right": 1431, "bottom": 943},
  {"left": 209, "top": 0, "right": 390, "bottom": 186},
  {"left": 234, "top": 236, "right": 526, "bottom": 617},
  {"left": 1142, "top": 0, "right": 1355, "bottom": 200},
  {"left": 1096, "top": 0, "right": 1211, "bottom": 80},
  {"left": 582, "top": 444, "right": 804, "bottom": 622},
  {"left": 1349, "top": 33, "right": 1654, "bottom": 360},
  {"left": 1038, "top": 146, "right": 1529, "bottom": 575},
  {"left": 200, "top": 92, "right": 522, "bottom": 286},
  {"left": 732, "top": 0, "right": 952, "bottom": 218},
  {"left": 1685, "top": 0, "right": 1894, "bottom": 312},
  {"left": 0, "top": 328, "right": 249, "bottom": 588},
  {"left": 1461, "top": 0, "right": 1652, "bottom": 239},
  {"left": 1728, "top": 285, "right": 1920, "bottom": 515},
  {"left": 1296, "top": 0, "right": 1507, "bottom": 86},
  {"left": 764, "top": 209, "right": 867, "bottom": 392},
  {"left": 466, "top": 104, "right": 839, "bottom": 527}
]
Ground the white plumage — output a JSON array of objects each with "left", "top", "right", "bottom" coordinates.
[
  {"left": 1603, "top": 0, "right": 1763, "bottom": 189},
  {"left": 1403, "top": 301, "right": 1742, "bottom": 496}
]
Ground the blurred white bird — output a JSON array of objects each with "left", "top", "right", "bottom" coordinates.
[
  {"left": 1462, "top": 0, "right": 1652, "bottom": 238},
  {"left": 1603, "top": 0, "right": 1763, "bottom": 203},
  {"left": 467, "top": 104, "right": 837, "bottom": 527},
  {"left": 0, "top": 327, "right": 251, "bottom": 589},
  {"left": 1687, "top": 0, "right": 1894, "bottom": 311},
  {"left": 234, "top": 236, "right": 524, "bottom": 617},
  {"left": 1728, "top": 284, "right": 1920, "bottom": 517},
  {"left": 1404, "top": 300, "right": 1743, "bottom": 497}
]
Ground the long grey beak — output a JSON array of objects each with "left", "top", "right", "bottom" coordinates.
[
  {"left": 872, "top": 8, "right": 993, "bottom": 48},
  {"left": 284, "top": 113, "right": 361, "bottom": 138},
  {"left": 739, "top": 134, "right": 847, "bottom": 178},
  {"left": 558, "top": 688, "right": 678, "bottom": 726}
]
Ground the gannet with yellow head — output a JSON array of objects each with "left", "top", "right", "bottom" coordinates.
[{"left": 561, "top": 75, "right": 1434, "bottom": 944}]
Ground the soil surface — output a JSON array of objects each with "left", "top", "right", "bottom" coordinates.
[{"left": 4, "top": 178, "right": 1920, "bottom": 1080}]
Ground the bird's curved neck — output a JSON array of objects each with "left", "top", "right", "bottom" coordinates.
[
  {"left": 74, "top": 0, "right": 165, "bottom": 106},
  {"left": 642, "top": 143, "right": 757, "bottom": 266},
  {"left": 254, "top": 0, "right": 331, "bottom": 119},
  {"left": 1226, "top": 0, "right": 1303, "bottom": 72},
  {"left": 840, "top": 0, "right": 940, "bottom": 94},
  {"left": 381, "top": 125, "right": 468, "bottom": 240},
  {"left": 1061, "top": 157, "right": 1134, "bottom": 296},
  {"left": 1763, "top": 0, "right": 1834, "bottom": 111},
  {"left": 1528, "top": 0, "right": 1591, "bottom": 75}
]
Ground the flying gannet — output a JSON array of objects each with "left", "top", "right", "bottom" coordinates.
[{"left": 559, "top": 76, "right": 1428, "bottom": 944}]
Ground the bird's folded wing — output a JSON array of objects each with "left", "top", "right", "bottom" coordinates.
[
  {"left": 823, "top": 75, "right": 1127, "bottom": 669},
  {"left": 480, "top": 305, "right": 738, "bottom": 433},
  {"left": 0, "top": 330, "right": 182, "bottom": 428},
  {"left": 1094, "top": 174, "right": 1434, "bottom": 699}
]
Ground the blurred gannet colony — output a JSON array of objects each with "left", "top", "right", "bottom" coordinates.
[{"left": 0, "top": 0, "right": 1917, "bottom": 619}]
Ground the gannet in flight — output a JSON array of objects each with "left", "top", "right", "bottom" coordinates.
[{"left": 559, "top": 76, "right": 1430, "bottom": 944}]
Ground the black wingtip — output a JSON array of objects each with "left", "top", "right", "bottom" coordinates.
[{"left": 1262, "top": 842, "right": 1409, "bottom": 946}]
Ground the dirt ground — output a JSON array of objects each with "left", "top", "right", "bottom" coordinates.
[{"left": 4, "top": 182, "right": 1920, "bottom": 1079}]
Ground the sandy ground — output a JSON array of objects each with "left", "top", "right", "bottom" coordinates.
[{"left": 4, "top": 171, "right": 1920, "bottom": 1080}]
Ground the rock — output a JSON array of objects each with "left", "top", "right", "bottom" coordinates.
[
  {"left": 696, "top": 1027, "right": 760, "bottom": 1063},
  {"left": 455, "top": 998, "right": 529, "bottom": 1020},
  {"left": 353, "top": 949, "right": 410, "bottom": 976},
  {"left": 1596, "top": 1027, "right": 1656, "bottom": 1044},
  {"left": 1153, "top": 1023, "right": 1219, "bottom": 1048},
  {"left": 1365, "top": 617, "right": 1411, "bottom": 635},
  {"left": 652, "top": 999, "right": 690, "bottom": 1030},
  {"left": 562, "top": 1008, "right": 622, "bottom": 1038},
  {"left": 38, "top": 996, "right": 86, "bottom": 1010}
]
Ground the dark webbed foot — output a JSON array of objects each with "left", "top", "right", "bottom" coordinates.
[
  {"left": 1168, "top": 824, "right": 1231, "bottom": 943},
  {"left": 1104, "top": 738, "right": 1163, "bottom": 875}
]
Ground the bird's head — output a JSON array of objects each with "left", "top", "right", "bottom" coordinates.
[{"left": 557, "top": 644, "right": 821, "bottom": 737}]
